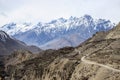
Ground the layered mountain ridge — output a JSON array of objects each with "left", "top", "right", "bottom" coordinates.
[
  {"left": 0, "top": 15, "right": 114, "bottom": 49},
  {"left": 0, "top": 30, "right": 41, "bottom": 55}
]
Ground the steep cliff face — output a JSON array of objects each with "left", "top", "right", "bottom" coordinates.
[{"left": 2, "top": 23, "right": 120, "bottom": 80}]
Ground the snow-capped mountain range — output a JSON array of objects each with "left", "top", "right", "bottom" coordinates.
[{"left": 0, "top": 15, "right": 114, "bottom": 49}]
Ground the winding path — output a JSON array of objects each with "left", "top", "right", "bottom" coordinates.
[{"left": 81, "top": 56, "right": 120, "bottom": 72}]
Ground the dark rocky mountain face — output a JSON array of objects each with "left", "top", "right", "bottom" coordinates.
[
  {"left": 1, "top": 23, "right": 120, "bottom": 80},
  {"left": 0, "top": 30, "right": 41, "bottom": 55}
]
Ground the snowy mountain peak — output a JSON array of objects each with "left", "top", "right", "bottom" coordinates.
[
  {"left": 2, "top": 23, "right": 16, "bottom": 29},
  {"left": 58, "top": 18, "right": 67, "bottom": 23},
  {"left": 37, "top": 22, "right": 43, "bottom": 27},
  {"left": 83, "top": 14, "right": 93, "bottom": 20},
  {"left": 22, "top": 22, "right": 32, "bottom": 26},
  {"left": 0, "top": 30, "right": 10, "bottom": 42},
  {"left": 49, "top": 17, "right": 67, "bottom": 24}
]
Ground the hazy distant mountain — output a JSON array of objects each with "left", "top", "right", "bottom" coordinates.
[
  {"left": 0, "top": 15, "right": 114, "bottom": 49},
  {"left": 0, "top": 30, "right": 41, "bottom": 55}
]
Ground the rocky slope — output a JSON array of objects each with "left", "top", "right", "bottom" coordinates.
[
  {"left": 0, "top": 15, "right": 114, "bottom": 49},
  {"left": 0, "top": 30, "right": 41, "bottom": 55},
  {"left": 1, "top": 23, "right": 120, "bottom": 80}
]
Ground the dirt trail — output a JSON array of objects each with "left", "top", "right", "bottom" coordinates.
[{"left": 81, "top": 56, "right": 120, "bottom": 72}]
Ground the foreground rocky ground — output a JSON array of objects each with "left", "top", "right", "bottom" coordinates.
[{"left": 0, "top": 23, "right": 120, "bottom": 80}]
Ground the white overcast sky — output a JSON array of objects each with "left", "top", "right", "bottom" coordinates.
[{"left": 0, "top": 0, "right": 120, "bottom": 26}]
